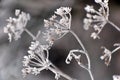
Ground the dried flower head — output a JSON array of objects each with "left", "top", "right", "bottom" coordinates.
[
  {"left": 101, "top": 43, "right": 120, "bottom": 66},
  {"left": 22, "top": 40, "right": 70, "bottom": 80},
  {"left": 22, "top": 40, "right": 51, "bottom": 77},
  {"left": 43, "top": 7, "right": 72, "bottom": 45},
  {"left": 83, "top": 0, "right": 109, "bottom": 39},
  {"left": 4, "top": 9, "right": 30, "bottom": 42},
  {"left": 100, "top": 47, "right": 112, "bottom": 66}
]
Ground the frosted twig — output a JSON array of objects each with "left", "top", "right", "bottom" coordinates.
[
  {"left": 68, "top": 30, "right": 94, "bottom": 80},
  {"left": 24, "top": 28, "right": 36, "bottom": 40},
  {"left": 107, "top": 20, "right": 120, "bottom": 32},
  {"left": 101, "top": 43, "right": 120, "bottom": 66}
]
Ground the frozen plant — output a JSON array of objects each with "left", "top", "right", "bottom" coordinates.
[
  {"left": 22, "top": 40, "right": 74, "bottom": 80},
  {"left": 100, "top": 43, "right": 120, "bottom": 66},
  {"left": 3, "top": 2, "right": 119, "bottom": 80},
  {"left": 4, "top": 7, "right": 95, "bottom": 80},
  {"left": 83, "top": 0, "right": 120, "bottom": 39},
  {"left": 83, "top": 0, "right": 120, "bottom": 79},
  {"left": 43, "top": 7, "right": 94, "bottom": 80},
  {"left": 4, "top": 9, "right": 30, "bottom": 42},
  {"left": 4, "top": 9, "right": 75, "bottom": 80}
]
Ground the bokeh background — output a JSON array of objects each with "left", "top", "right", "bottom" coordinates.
[{"left": 0, "top": 0, "right": 120, "bottom": 80}]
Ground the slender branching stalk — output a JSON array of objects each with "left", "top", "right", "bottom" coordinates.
[
  {"left": 24, "top": 28, "right": 37, "bottom": 40},
  {"left": 107, "top": 20, "right": 120, "bottom": 32},
  {"left": 69, "top": 30, "right": 94, "bottom": 80}
]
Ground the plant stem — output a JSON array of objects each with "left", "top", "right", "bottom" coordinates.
[
  {"left": 69, "top": 30, "right": 90, "bottom": 68},
  {"left": 88, "top": 69, "right": 94, "bottom": 80},
  {"left": 69, "top": 30, "right": 94, "bottom": 80},
  {"left": 107, "top": 20, "right": 120, "bottom": 32},
  {"left": 112, "top": 46, "right": 120, "bottom": 54},
  {"left": 24, "top": 28, "right": 36, "bottom": 40},
  {"left": 49, "top": 63, "right": 76, "bottom": 80}
]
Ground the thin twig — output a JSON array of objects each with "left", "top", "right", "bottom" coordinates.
[
  {"left": 49, "top": 63, "right": 76, "bottom": 80},
  {"left": 112, "top": 46, "right": 120, "bottom": 54},
  {"left": 69, "top": 30, "right": 94, "bottom": 80},
  {"left": 69, "top": 30, "right": 91, "bottom": 69},
  {"left": 107, "top": 20, "right": 120, "bottom": 32},
  {"left": 24, "top": 28, "right": 36, "bottom": 40}
]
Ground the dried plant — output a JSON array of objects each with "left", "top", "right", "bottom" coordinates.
[
  {"left": 4, "top": 10, "right": 30, "bottom": 42},
  {"left": 83, "top": 0, "right": 120, "bottom": 79},
  {"left": 83, "top": 0, "right": 120, "bottom": 39},
  {"left": 3, "top": 0, "right": 120, "bottom": 80},
  {"left": 100, "top": 43, "right": 120, "bottom": 66},
  {"left": 4, "top": 7, "right": 94, "bottom": 80},
  {"left": 4, "top": 8, "right": 76, "bottom": 80}
]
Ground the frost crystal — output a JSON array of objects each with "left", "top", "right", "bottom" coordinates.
[
  {"left": 83, "top": 0, "right": 109, "bottom": 39},
  {"left": 4, "top": 9, "right": 30, "bottom": 42}
]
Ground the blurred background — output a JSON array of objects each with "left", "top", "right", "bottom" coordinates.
[{"left": 0, "top": 0, "right": 120, "bottom": 80}]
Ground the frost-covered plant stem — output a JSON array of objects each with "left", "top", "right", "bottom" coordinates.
[
  {"left": 24, "top": 28, "right": 75, "bottom": 80},
  {"left": 49, "top": 7, "right": 94, "bottom": 80},
  {"left": 24, "top": 28, "right": 37, "bottom": 40},
  {"left": 69, "top": 30, "right": 94, "bottom": 80},
  {"left": 112, "top": 46, "right": 120, "bottom": 54},
  {"left": 49, "top": 63, "right": 75, "bottom": 80},
  {"left": 107, "top": 20, "right": 120, "bottom": 32}
]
